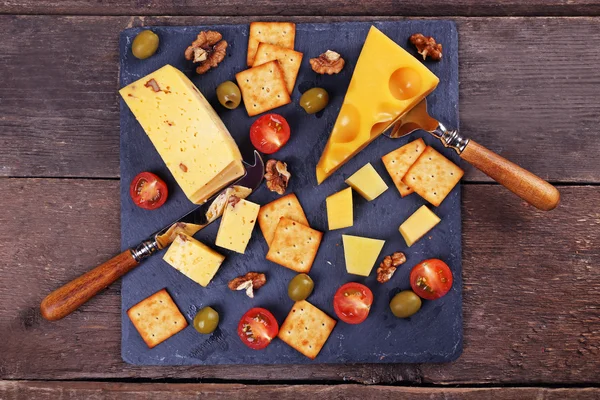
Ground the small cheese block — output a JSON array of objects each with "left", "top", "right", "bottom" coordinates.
[
  {"left": 258, "top": 193, "right": 309, "bottom": 246},
  {"left": 345, "top": 163, "right": 388, "bottom": 201},
  {"left": 399, "top": 205, "right": 441, "bottom": 247},
  {"left": 127, "top": 289, "right": 187, "bottom": 349},
  {"left": 326, "top": 187, "right": 353, "bottom": 230},
  {"left": 382, "top": 138, "right": 426, "bottom": 197},
  {"left": 215, "top": 198, "right": 260, "bottom": 254},
  {"left": 253, "top": 43, "right": 303, "bottom": 94},
  {"left": 119, "top": 65, "right": 244, "bottom": 205},
  {"left": 247, "top": 22, "right": 296, "bottom": 66},
  {"left": 342, "top": 235, "right": 385, "bottom": 276},
  {"left": 163, "top": 234, "right": 225, "bottom": 287},
  {"left": 402, "top": 146, "right": 464, "bottom": 207},
  {"left": 278, "top": 300, "right": 336, "bottom": 359},
  {"left": 266, "top": 218, "right": 323, "bottom": 273}
]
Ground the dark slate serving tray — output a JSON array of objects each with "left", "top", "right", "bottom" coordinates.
[{"left": 119, "top": 21, "right": 462, "bottom": 365}]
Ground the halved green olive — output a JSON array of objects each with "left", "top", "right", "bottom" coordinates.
[
  {"left": 193, "top": 306, "right": 219, "bottom": 334},
  {"left": 132, "top": 30, "right": 159, "bottom": 60},
  {"left": 390, "top": 290, "right": 422, "bottom": 318},
  {"left": 299, "top": 87, "right": 329, "bottom": 114},
  {"left": 216, "top": 81, "right": 242, "bottom": 110},
  {"left": 288, "top": 273, "right": 314, "bottom": 301}
]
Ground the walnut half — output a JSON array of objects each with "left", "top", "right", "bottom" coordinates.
[
  {"left": 409, "top": 33, "right": 442, "bottom": 61},
  {"left": 264, "top": 159, "right": 290, "bottom": 195},
  {"left": 184, "top": 31, "right": 228, "bottom": 74},
  {"left": 228, "top": 272, "right": 267, "bottom": 298},
  {"left": 310, "top": 50, "right": 345, "bottom": 75},
  {"left": 377, "top": 252, "right": 407, "bottom": 283}
]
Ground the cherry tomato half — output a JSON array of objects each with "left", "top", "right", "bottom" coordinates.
[
  {"left": 410, "top": 259, "right": 453, "bottom": 300},
  {"left": 333, "top": 282, "right": 373, "bottom": 324},
  {"left": 249, "top": 113, "right": 291, "bottom": 154},
  {"left": 129, "top": 172, "right": 168, "bottom": 210},
  {"left": 237, "top": 307, "right": 279, "bottom": 350}
]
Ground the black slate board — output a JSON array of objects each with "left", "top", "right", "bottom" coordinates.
[{"left": 119, "top": 21, "right": 462, "bottom": 365}]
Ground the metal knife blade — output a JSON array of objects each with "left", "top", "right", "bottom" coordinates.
[{"left": 132, "top": 150, "right": 265, "bottom": 260}]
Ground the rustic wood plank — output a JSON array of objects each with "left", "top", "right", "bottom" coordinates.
[
  {"left": 1, "top": 381, "right": 600, "bottom": 400},
  {"left": 0, "top": 16, "right": 599, "bottom": 182},
  {"left": 1, "top": 1, "right": 600, "bottom": 17},
  {"left": 0, "top": 179, "right": 598, "bottom": 383}
]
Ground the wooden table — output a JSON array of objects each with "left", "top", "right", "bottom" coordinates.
[{"left": 1, "top": 1, "right": 599, "bottom": 399}]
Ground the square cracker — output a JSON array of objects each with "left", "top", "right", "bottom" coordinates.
[
  {"left": 266, "top": 218, "right": 322, "bottom": 273},
  {"left": 258, "top": 193, "right": 309, "bottom": 246},
  {"left": 278, "top": 300, "right": 336, "bottom": 359},
  {"left": 127, "top": 289, "right": 187, "bottom": 349},
  {"left": 253, "top": 43, "right": 303, "bottom": 94},
  {"left": 382, "top": 138, "right": 426, "bottom": 197},
  {"left": 247, "top": 21, "right": 296, "bottom": 66},
  {"left": 402, "top": 146, "right": 464, "bottom": 207},
  {"left": 236, "top": 60, "right": 291, "bottom": 117}
]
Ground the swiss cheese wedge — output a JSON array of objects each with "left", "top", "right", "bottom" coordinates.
[
  {"left": 316, "top": 26, "right": 439, "bottom": 184},
  {"left": 120, "top": 65, "right": 244, "bottom": 204}
]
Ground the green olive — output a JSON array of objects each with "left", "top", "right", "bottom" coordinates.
[
  {"left": 299, "top": 87, "right": 329, "bottom": 114},
  {"left": 193, "top": 306, "right": 219, "bottom": 334},
  {"left": 131, "top": 30, "right": 159, "bottom": 60},
  {"left": 288, "top": 273, "right": 314, "bottom": 301},
  {"left": 390, "top": 290, "right": 422, "bottom": 318},
  {"left": 216, "top": 81, "right": 242, "bottom": 110}
]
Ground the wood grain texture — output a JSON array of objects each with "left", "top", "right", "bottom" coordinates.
[
  {"left": 0, "top": 179, "right": 598, "bottom": 383},
  {"left": 1, "top": 1, "right": 600, "bottom": 17},
  {"left": 1, "top": 381, "right": 600, "bottom": 400},
  {"left": 460, "top": 140, "right": 560, "bottom": 210},
  {"left": 0, "top": 16, "right": 599, "bottom": 183}
]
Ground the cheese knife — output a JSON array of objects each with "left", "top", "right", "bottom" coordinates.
[{"left": 40, "top": 151, "right": 265, "bottom": 321}]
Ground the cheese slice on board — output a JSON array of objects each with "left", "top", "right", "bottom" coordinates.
[
  {"left": 316, "top": 26, "right": 439, "bottom": 184},
  {"left": 120, "top": 65, "right": 244, "bottom": 204},
  {"left": 399, "top": 205, "right": 441, "bottom": 247},
  {"left": 342, "top": 234, "right": 385, "bottom": 276},
  {"left": 163, "top": 234, "right": 225, "bottom": 287},
  {"left": 215, "top": 198, "right": 260, "bottom": 254},
  {"left": 326, "top": 187, "right": 353, "bottom": 230}
]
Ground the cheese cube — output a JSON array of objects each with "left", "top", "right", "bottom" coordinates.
[
  {"left": 326, "top": 187, "right": 353, "bottom": 230},
  {"left": 345, "top": 163, "right": 388, "bottom": 201},
  {"left": 163, "top": 234, "right": 225, "bottom": 287},
  {"left": 120, "top": 65, "right": 244, "bottom": 205},
  {"left": 342, "top": 235, "right": 385, "bottom": 276},
  {"left": 399, "top": 205, "right": 441, "bottom": 247},
  {"left": 216, "top": 199, "right": 260, "bottom": 254}
]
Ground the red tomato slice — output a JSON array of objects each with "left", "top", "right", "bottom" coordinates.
[
  {"left": 410, "top": 259, "right": 453, "bottom": 300},
  {"left": 249, "top": 113, "right": 291, "bottom": 154},
  {"left": 237, "top": 307, "right": 279, "bottom": 350},
  {"left": 333, "top": 282, "right": 373, "bottom": 324},
  {"left": 129, "top": 172, "right": 168, "bottom": 210}
]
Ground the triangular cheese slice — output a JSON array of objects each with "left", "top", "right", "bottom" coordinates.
[
  {"left": 342, "top": 234, "right": 385, "bottom": 277},
  {"left": 316, "top": 26, "right": 439, "bottom": 184}
]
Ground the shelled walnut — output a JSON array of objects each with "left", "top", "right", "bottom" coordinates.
[
  {"left": 377, "top": 252, "right": 406, "bottom": 283},
  {"left": 409, "top": 33, "right": 442, "bottom": 61},
  {"left": 228, "top": 272, "right": 266, "bottom": 298},
  {"left": 310, "top": 50, "right": 345, "bottom": 75},
  {"left": 264, "top": 159, "right": 290, "bottom": 195},
  {"left": 184, "top": 30, "right": 227, "bottom": 74}
]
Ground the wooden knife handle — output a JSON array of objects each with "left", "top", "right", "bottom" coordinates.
[
  {"left": 460, "top": 140, "right": 560, "bottom": 211},
  {"left": 40, "top": 250, "right": 139, "bottom": 321}
]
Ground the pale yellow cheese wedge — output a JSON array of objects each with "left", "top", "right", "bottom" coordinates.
[
  {"left": 342, "top": 234, "right": 385, "bottom": 276},
  {"left": 399, "top": 205, "right": 441, "bottom": 247},
  {"left": 345, "top": 163, "right": 388, "bottom": 201},
  {"left": 120, "top": 65, "right": 244, "bottom": 204},
  {"left": 216, "top": 199, "right": 260, "bottom": 254},
  {"left": 326, "top": 187, "right": 353, "bottom": 230},
  {"left": 163, "top": 234, "right": 225, "bottom": 287}
]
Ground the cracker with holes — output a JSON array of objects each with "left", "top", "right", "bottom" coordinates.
[
  {"left": 247, "top": 21, "right": 296, "bottom": 66},
  {"left": 127, "top": 289, "right": 187, "bottom": 349},
  {"left": 266, "top": 218, "right": 322, "bottom": 273},
  {"left": 253, "top": 43, "right": 303, "bottom": 94},
  {"left": 402, "top": 145, "right": 464, "bottom": 207},
  {"left": 278, "top": 300, "right": 336, "bottom": 359},
  {"left": 258, "top": 193, "right": 309, "bottom": 246},
  {"left": 382, "top": 138, "right": 427, "bottom": 197},
  {"left": 236, "top": 60, "right": 291, "bottom": 116}
]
